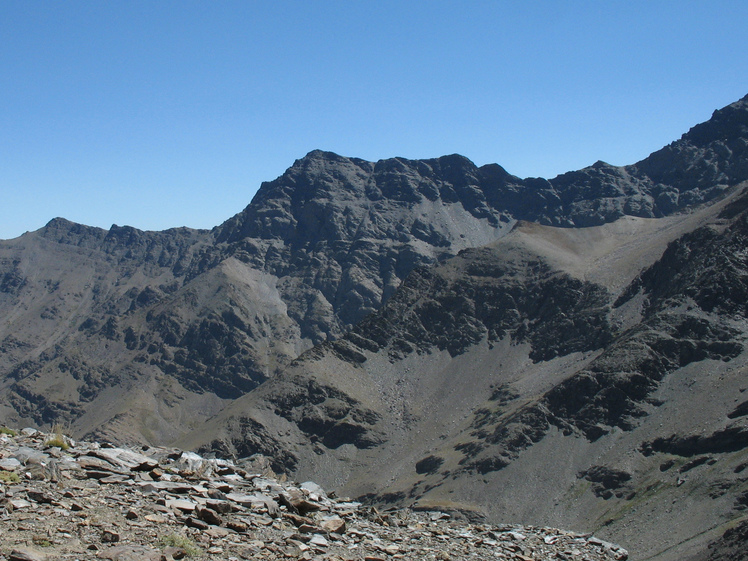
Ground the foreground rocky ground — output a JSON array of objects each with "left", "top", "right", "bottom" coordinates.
[{"left": 0, "top": 428, "right": 628, "bottom": 561}]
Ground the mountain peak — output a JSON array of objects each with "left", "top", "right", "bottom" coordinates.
[{"left": 297, "top": 149, "right": 349, "bottom": 164}]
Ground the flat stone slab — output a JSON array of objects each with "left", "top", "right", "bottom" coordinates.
[
  {"left": 166, "top": 498, "right": 197, "bottom": 512},
  {"left": 88, "top": 448, "right": 159, "bottom": 471},
  {"left": 0, "top": 457, "right": 22, "bottom": 470},
  {"left": 98, "top": 545, "right": 161, "bottom": 560}
]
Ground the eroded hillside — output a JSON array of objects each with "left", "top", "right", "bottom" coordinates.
[
  {"left": 2, "top": 94, "right": 748, "bottom": 560},
  {"left": 186, "top": 186, "right": 748, "bottom": 561}
]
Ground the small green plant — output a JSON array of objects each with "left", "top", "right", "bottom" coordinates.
[
  {"left": 0, "top": 426, "right": 16, "bottom": 436},
  {"left": 32, "top": 535, "right": 52, "bottom": 547},
  {"left": 45, "top": 422, "right": 70, "bottom": 450},
  {"left": 158, "top": 533, "right": 203, "bottom": 558},
  {"left": 0, "top": 470, "right": 20, "bottom": 483}
]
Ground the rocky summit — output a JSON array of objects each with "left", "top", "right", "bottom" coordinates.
[
  {"left": 0, "top": 427, "right": 628, "bottom": 561},
  {"left": 3, "top": 95, "right": 748, "bottom": 561}
]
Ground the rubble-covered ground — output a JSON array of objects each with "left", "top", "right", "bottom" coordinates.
[{"left": 0, "top": 428, "right": 628, "bottom": 561}]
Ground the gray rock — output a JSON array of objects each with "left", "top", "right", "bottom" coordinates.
[
  {"left": 0, "top": 457, "right": 22, "bottom": 470},
  {"left": 89, "top": 448, "right": 159, "bottom": 471},
  {"left": 9, "top": 549, "right": 47, "bottom": 561},
  {"left": 97, "top": 545, "right": 161, "bottom": 560},
  {"left": 300, "top": 480, "right": 327, "bottom": 499},
  {"left": 165, "top": 498, "right": 197, "bottom": 512},
  {"left": 13, "top": 447, "right": 50, "bottom": 466}
]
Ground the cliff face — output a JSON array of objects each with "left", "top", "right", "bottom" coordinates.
[
  {"left": 2, "top": 95, "right": 748, "bottom": 560},
  {"left": 213, "top": 151, "right": 517, "bottom": 341}
]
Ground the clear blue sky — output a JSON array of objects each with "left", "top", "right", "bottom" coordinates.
[{"left": 2, "top": 1, "right": 747, "bottom": 240}]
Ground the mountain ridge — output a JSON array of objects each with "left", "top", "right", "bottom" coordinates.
[
  {"left": 184, "top": 184, "right": 748, "bottom": 560},
  {"left": 3, "top": 94, "right": 748, "bottom": 560}
]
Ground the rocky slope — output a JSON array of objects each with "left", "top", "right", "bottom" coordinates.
[
  {"left": 0, "top": 426, "right": 629, "bottom": 561},
  {"left": 2, "top": 95, "right": 748, "bottom": 559},
  {"left": 3, "top": 95, "right": 748, "bottom": 444},
  {"left": 185, "top": 185, "right": 748, "bottom": 561}
]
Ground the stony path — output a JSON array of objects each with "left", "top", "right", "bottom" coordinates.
[{"left": 0, "top": 428, "right": 628, "bottom": 561}]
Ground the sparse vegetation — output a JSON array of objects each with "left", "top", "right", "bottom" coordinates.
[
  {"left": 0, "top": 426, "right": 16, "bottom": 436},
  {"left": 45, "top": 422, "right": 70, "bottom": 450},
  {"left": 0, "top": 470, "right": 20, "bottom": 483},
  {"left": 45, "top": 436, "right": 69, "bottom": 450},
  {"left": 32, "top": 535, "right": 52, "bottom": 547},
  {"left": 158, "top": 533, "right": 203, "bottom": 558}
]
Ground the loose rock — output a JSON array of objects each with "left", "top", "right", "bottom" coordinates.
[{"left": 0, "top": 427, "right": 628, "bottom": 561}]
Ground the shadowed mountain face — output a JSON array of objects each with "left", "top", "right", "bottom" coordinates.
[{"left": 2, "top": 95, "right": 748, "bottom": 560}]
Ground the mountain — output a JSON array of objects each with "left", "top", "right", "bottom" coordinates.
[
  {"left": 185, "top": 184, "right": 748, "bottom": 560},
  {"left": 2, "top": 94, "right": 748, "bottom": 560}
]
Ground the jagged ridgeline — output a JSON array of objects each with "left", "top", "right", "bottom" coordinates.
[{"left": 2, "top": 95, "right": 748, "bottom": 561}]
